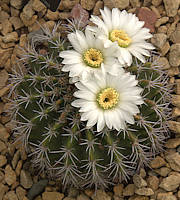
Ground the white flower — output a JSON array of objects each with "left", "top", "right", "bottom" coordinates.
[
  {"left": 87, "top": 7, "right": 154, "bottom": 66},
  {"left": 72, "top": 70, "right": 144, "bottom": 132},
  {"left": 59, "top": 29, "right": 122, "bottom": 82}
]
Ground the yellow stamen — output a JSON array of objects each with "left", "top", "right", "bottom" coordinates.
[
  {"left": 97, "top": 88, "right": 119, "bottom": 110},
  {"left": 109, "top": 30, "right": 132, "bottom": 48},
  {"left": 83, "top": 48, "right": 103, "bottom": 68}
]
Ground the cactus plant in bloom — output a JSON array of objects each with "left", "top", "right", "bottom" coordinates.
[{"left": 9, "top": 8, "right": 171, "bottom": 190}]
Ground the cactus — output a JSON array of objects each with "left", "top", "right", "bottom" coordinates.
[{"left": 9, "top": 24, "right": 171, "bottom": 190}]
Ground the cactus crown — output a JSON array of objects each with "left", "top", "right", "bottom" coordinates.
[{"left": 9, "top": 22, "right": 171, "bottom": 189}]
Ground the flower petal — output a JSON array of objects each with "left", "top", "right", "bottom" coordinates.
[{"left": 97, "top": 110, "right": 105, "bottom": 132}]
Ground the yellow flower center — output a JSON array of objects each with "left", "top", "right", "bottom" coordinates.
[
  {"left": 109, "top": 30, "right": 132, "bottom": 48},
  {"left": 83, "top": 48, "right": 103, "bottom": 68},
  {"left": 97, "top": 88, "right": 119, "bottom": 110}
]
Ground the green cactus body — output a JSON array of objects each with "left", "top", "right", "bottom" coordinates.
[{"left": 9, "top": 25, "right": 171, "bottom": 189}]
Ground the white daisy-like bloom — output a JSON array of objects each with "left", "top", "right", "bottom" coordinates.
[
  {"left": 87, "top": 7, "right": 154, "bottom": 66},
  {"left": 59, "top": 29, "right": 122, "bottom": 82},
  {"left": 72, "top": 70, "right": 144, "bottom": 132}
]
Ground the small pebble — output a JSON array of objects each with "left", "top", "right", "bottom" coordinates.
[
  {"left": 20, "top": 170, "right": 33, "bottom": 189},
  {"left": 5, "top": 165, "right": 16, "bottom": 186}
]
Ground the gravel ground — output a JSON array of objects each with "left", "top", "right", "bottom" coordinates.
[{"left": 0, "top": 0, "right": 180, "bottom": 199}]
